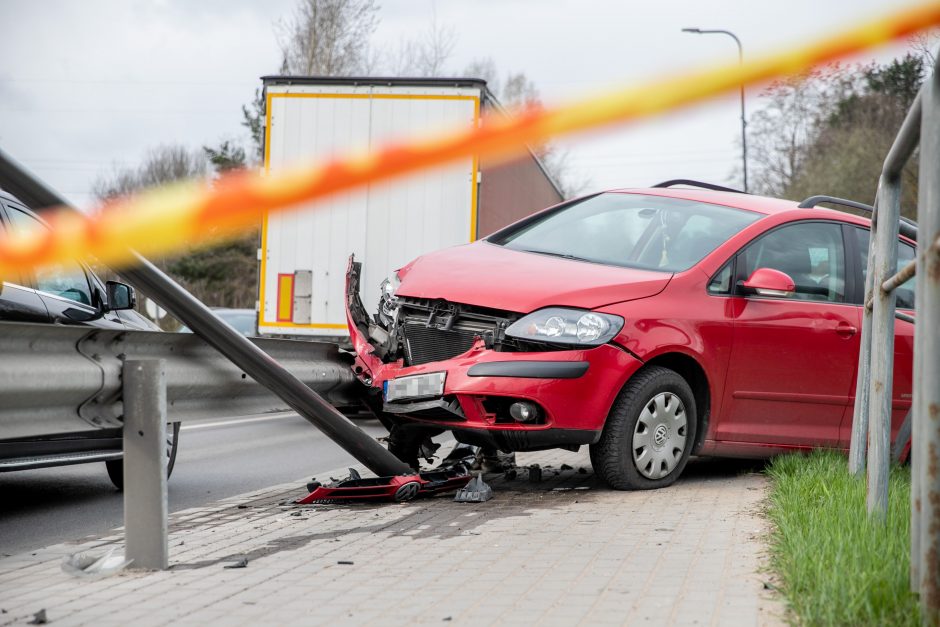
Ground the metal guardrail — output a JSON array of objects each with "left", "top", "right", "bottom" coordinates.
[
  {"left": 0, "top": 320, "right": 359, "bottom": 441},
  {"left": 848, "top": 53, "right": 939, "bottom": 619},
  {"left": 0, "top": 148, "right": 412, "bottom": 479},
  {"left": 0, "top": 321, "right": 368, "bottom": 570}
]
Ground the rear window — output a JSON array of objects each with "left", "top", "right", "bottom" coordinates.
[{"left": 489, "top": 193, "right": 760, "bottom": 272}]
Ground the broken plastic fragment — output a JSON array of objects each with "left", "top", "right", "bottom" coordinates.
[
  {"left": 61, "top": 548, "right": 131, "bottom": 579},
  {"left": 224, "top": 558, "right": 249, "bottom": 569},
  {"left": 454, "top": 472, "right": 493, "bottom": 503}
]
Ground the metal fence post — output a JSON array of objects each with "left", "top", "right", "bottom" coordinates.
[
  {"left": 123, "top": 359, "right": 168, "bottom": 571},
  {"left": 849, "top": 205, "right": 878, "bottom": 476},
  {"left": 866, "top": 180, "right": 901, "bottom": 517},
  {"left": 916, "top": 64, "right": 940, "bottom": 619}
]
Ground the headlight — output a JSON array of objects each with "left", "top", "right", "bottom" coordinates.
[
  {"left": 505, "top": 308, "right": 623, "bottom": 346},
  {"left": 377, "top": 272, "right": 401, "bottom": 325}
]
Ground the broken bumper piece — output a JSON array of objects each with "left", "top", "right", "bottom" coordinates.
[{"left": 295, "top": 466, "right": 472, "bottom": 504}]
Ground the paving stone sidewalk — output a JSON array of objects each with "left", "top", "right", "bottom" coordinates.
[{"left": 0, "top": 449, "right": 785, "bottom": 626}]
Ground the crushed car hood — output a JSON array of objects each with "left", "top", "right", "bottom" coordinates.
[{"left": 395, "top": 241, "right": 672, "bottom": 313}]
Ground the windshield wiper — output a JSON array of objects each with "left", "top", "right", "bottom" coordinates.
[{"left": 519, "top": 248, "right": 593, "bottom": 263}]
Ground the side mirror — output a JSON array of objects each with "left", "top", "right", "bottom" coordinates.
[
  {"left": 105, "top": 281, "right": 136, "bottom": 311},
  {"left": 740, "top": 268, "right": 795, "bottom": 298}
]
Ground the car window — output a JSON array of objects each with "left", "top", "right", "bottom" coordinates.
[
  {"left": 739, "top": 222, "right": 846, "bottom": 302},
  {"left": 6, "top": 207, "right": 93, "bottom": 306},
  {"left": 708, "top": 261, "right": 733, "bottom": 294},
  {"left": 215, "top": 311, "right": 256, "bottom": 336},
  {"left": 490, "top": 193, "right": 761, "bottom": 272},
  {"left": 855, "top": 227, "right": 916, "bottom": 309}
]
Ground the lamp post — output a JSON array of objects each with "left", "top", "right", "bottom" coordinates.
[{"left": 682, "top": 28, "right": 748, "bottom": 192}]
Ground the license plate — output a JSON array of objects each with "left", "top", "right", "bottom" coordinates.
[{"left": 383, "top": 372, "right": 446, "bottom": 403}]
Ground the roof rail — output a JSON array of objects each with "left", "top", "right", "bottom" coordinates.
[
  {"left": 797, "top": 195, "right": 873, "bottom": 212},
  {"left": 652, "top": 179, "right": 744, "bottom": 193},
  {"left": 798, "top": 194, "right": 918, "bottom": 242}
]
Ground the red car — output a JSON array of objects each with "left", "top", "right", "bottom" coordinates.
[{"left": 346, "top": 181, "right": 916, "bottom": 490}]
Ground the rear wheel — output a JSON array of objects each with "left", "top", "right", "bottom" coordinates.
[
  {"left": 107, "top": 422, "right": 180, "bottom": 490},
  {"left": 590, "top": 366, "right": 696, "bottom": 490}
]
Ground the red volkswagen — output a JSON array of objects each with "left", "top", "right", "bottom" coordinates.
[{"left": 346, "top": 181, "right": 916, "bottom": 490}]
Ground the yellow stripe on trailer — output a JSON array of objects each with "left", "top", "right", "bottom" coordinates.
[{"left": 276, "top": 273, "right": 294, "bottom": 322}]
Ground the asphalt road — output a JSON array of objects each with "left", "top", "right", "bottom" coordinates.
[{"left": 0, "top": 413, "right": 388, "bottom": 556}]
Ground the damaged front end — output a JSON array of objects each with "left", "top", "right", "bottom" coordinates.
[
  {"left": 347, "top": 257, "right": 530, "bottom": 369},
  {"left": 345, "top": 255, "right": 634, "bottom": 461}
]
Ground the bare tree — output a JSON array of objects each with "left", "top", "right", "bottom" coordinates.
[
  {"left": 471, "top": 67, "right": 587, "bottom": 198},
  {"left": 241, "top": 0, "right": 381, "bottom": 161},
  {"left": 464, "top": 57, "right": 500, "bottom": 94},
  {"left": 268, "top": 2, "right": 586, "bottom": 196},
  {"left": 277, "top": 0, "right": 379, "bottom": 76},
  {"left": 391, "top": 9, "right": 456, "bottom": 77},
  {"left": 93, "top": 145, "right": 208, "bottom": 200},
  {"left": 501, "top": 72, "right": 541, "bottom": 111},
  {"left": 748, "top": 55, "right": 924, "bottom": 217},
  {"left": 747, "top": 64, "right": 859, "bottom": 197},
  {"left": 908, "top": 30, "right": 939, "bottom": 66},
  {"left": 92, "top": 146, "right": 258, "bottom": 313}
]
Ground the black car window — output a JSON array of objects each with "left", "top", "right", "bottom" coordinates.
[
  {"left": 6, "top": 207, "right": 93, "bottom": 306},
  {"left": 738, "top": 222, "right": 846, "bottom": 303},
  {"left": 854, "top": 227, "right": 916, "bottom": 309}
]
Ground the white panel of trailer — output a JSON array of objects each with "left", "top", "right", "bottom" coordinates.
[{"left": 260, "top": 84, "right": 480, "bottom": 336}]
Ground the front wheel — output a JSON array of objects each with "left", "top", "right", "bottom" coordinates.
[
  {"left": 590, "top": 366, "right": 696, "bottom": 490},
  {"left": 107, "top": 422, "right": 180, "bottom": 491}
]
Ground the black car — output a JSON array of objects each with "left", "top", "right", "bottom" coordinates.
[{"left": 0, "top": 189, "right": 178, "bottom": 488}]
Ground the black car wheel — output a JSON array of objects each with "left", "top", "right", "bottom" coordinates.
[
  {"left": 590, "top": 366, "right": 696, "bottom": 490},
  {"left": 106, "top": 422, "right": 180, "bottom": 491}
]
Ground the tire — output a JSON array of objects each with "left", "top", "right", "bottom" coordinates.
[
  {"left": 107, "top": 422, "right": 180, "bottom": 491},
  {"left": 590, "top": 366, "right": 697, "bottom": 490}
]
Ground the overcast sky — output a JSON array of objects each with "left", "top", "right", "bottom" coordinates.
[{"left": 0, "top": 0, "right": 921, "bottom": 209}]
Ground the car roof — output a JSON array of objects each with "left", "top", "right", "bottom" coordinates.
[{"left": 608, "top": 187, "right": 873, "bottom": 227}]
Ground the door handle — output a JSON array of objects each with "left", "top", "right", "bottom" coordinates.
[{"left": 836, "top": 322, "right": 858, "bottom": 337}]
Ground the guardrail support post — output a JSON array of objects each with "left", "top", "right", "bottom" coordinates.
[
  {"left": 849, "top": 209, "right": 877, "bottom": 476},
  {"left": 916, "top": 61, "right": 940, "bottom": 620},
  {"left": 866, "top": 179, "right": 900, "bottom": 518},
  {"left": 123, "top": 359, "right": 168, "bottom": 571}
]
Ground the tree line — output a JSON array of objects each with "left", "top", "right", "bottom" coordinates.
[{"left": 749, "top": 49, "right": 930, "bottom": 217}]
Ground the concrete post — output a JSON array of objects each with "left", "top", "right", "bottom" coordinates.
[{"left": 123, "top": 359, "right": 168, "bottom": 571}]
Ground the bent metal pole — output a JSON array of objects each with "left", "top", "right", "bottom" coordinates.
[
  {"left": 120, "top": 257, "right": 411, "bottom": 477},
  {"left": 0, "top": 148, "right": 411, "bottom": 478}
]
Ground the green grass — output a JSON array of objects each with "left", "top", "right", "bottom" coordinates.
[{"left": 765, "top": 450, "right": 917, "bottom": 626}]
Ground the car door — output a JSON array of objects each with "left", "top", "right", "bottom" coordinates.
[
  {"left": 717, "top": 220, "right": 859, "bottom": 448},
  {"left": 0, "top": 200, "right": 52, "bottom": 323},
  {"left": 839, "top": 226, "right": 915, "bottom": 447},
  {"left": 3, "top": 203, "right": 126, "bottom": 328}
]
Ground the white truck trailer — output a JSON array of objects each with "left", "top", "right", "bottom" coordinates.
[{"left": 258, "top": 76, "right": 563, "bottom": 338}]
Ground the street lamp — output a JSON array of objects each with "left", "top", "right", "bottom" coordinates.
[{"left": 682, "top": 28, "right": 748, "bottom": 192}]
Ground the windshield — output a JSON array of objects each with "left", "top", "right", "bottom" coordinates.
[{"left": 490, "top": 193, "right": 761, "bottom": 272}]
